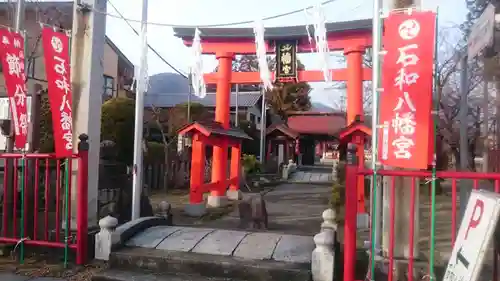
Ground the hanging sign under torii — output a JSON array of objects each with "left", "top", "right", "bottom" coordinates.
[{"left": 275, "top": 40, "right": 298, "bottom": 82}]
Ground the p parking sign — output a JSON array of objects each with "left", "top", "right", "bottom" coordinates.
[{"left": 443, "top": 190, "right": 500, "bottom": 281}]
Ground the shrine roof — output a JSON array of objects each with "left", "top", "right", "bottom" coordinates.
[
  {"left": 286, "top": 112, "right": 372, "bottom": 136},
  {"left": 266, "top": 124, "right": 299, "bottom": 139},
  {"left": 336, "top": 120, "right": 372, "bottom": 141},
  {"left": 178, "top": 121, "right": 253, "bottom": 140},
  {"left": 173, "top": 19, "right": 372, "bottom": 40}
]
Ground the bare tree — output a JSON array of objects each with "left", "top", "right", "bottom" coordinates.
[
  {"left": 148, "top": 105, "right": 177, "bottom": 191},
  {"left": 434, "top": 29, "right": 489, "bottom": 171}
]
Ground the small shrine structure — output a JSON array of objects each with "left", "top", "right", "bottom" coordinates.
[
  {"left": 174, "top": 18, "right": 373, "bottom": 212},
  {"left": 266, "top": 123, "right": 299, "bottom": 167},
  {"left": 336, "top": 115, "right": 371, "bottom": 212},
  {"left": 178, "top": 121, "right": 251, "bottom": 216}
]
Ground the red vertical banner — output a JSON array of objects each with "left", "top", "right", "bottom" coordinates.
[
  {"left": 41, "top": 28, "right": 73, "bottom": 157},
  {"left": 378, "top": 11, "right": 436, "bottom": 169},
  {"left": 0, "top": 29, "right": 28, "bottom": 150}
]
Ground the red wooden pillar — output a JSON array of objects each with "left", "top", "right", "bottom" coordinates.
[
  {"left": 345, "top": 45, "right": 365, "bottom": 213},
  {"left": 76, "top": 134, "right": 89, "bottom": 265},
  {"left": 344, "top": 143, "right": 358, "bottom": 281},
  {"left": 211, "top": 52, "right": 233, "bottom": 199},
  {"left": 190, "top": 133, "right": 206, "bottom": 204},
  {"left": 354, "top": 133, "right": 365, "bottom": 213},
  {"left": 229, "top": 142, "right": 241, "bottom": 191},
  {"left": 344, "top": 45, "right": 364, "bottom": 125}
]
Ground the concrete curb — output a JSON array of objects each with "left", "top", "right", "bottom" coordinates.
[
  {"left": 108, "top": 247, "right": 311, "bottom": 281},
  {"left": 111, "top": 217, "right": 172, "bottom": 250}
]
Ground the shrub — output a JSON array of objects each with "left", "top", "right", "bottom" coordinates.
[
  {"left": 330, "top": 182, "right": 345, "bottom": 213},
  {"left": 101, "top": 97, "right": 135, "bottom": 164},
  {"left": 336, "top": 160, "right": 346, "bottom": 184},
  {"left": 39, "top": 93, "right": 54, "bottom": 152},
  {"left": 242, "top": 154, "right": 261, "bottom": 175},
  {"left": 144, "top": 141, "right": 165, "bottom": 163}
]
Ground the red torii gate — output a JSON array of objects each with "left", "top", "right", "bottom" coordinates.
[{"left": 174, "top": 19, "right": 373, "bottom": 212}]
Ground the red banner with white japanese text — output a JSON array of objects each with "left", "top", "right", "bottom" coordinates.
[
  {"left": 0, "top": 29, "right": 28, "bottom": 150},
  {"left": 42, "top": 27, "right": 73, "bottom": 158},
  {"left": 378, "top": 11, "right": 436, "bottom": 169}
]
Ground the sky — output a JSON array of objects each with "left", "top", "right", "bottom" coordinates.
[{"left": 104, "top": 0, "right": 468, "bottom": 108}]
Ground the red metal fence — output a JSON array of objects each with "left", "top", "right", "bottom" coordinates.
[
  {"left": 343, "top": 143, "right": 500, "bottom": 281},
  {"left": 0, "top": 134, "right": 88, "bottom": 265}
]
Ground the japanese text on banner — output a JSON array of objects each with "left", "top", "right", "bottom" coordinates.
[
  {"left": 41, "top": 27, "right": 73, "bottom": 158},
  {"left": 0, "top": 29, "right": 28, "bottom": 150},
  {"left": 378, "top": 11, "right": 436, "bottom": 169}
]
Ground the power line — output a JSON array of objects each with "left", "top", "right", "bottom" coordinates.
[
  {"left": 107, "top": 0, "right": 188, "bottom": 78},
  {"left": 99, "top": 0, "right": 336, "bottom": 28}
]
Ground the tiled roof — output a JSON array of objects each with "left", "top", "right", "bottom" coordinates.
[
  {"left": 144, "top": 91, "right": 262, "bottom": 108},
  {"left": 173, "top": 19, "right": 372, "bottom": 40},
  {"left": 178, "top": 121, "right": 253, "bottom": 140},
  {"left": 287, "top": 113, "right": 347, "bottom": 135},
  {"left": 286, "top": 113, "right": 373, "bottom": 136},
  {"left": 266, "top": 124, "right": 299, "bottom": 139}
]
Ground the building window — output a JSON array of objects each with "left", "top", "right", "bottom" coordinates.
[{"left": 103, "top": 75, "right": 115, "bottom": 98}]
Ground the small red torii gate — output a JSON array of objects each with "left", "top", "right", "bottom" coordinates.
[{"left": 174, "top": 19, "right": 373, "bottom": 212}]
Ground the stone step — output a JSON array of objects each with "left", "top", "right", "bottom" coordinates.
[
  {"left": 107, "top": 247, "right": 312, "bottom": 281},
  {"left": 92, "top": 269, "right": 245, "bottom": 281}
]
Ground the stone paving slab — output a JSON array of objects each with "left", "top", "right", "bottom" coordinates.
[
  {"left": 156, "top": 227, "right": 215, "bottom": 252},
  {"left": 127, "top": 225, "right": 315, "bottom": 264},
  {"left": 191, "top": 230, "right": 248, "bottom": 256},
  {"left": 232, "top": 232, "right": 282, "bottom": 260},
  {"left": 289, "top": 170, "right": 332, "bottom": 183},
  {"left": 271, "top": 234, "right": 314, "bottom": 263},
  {"left": 126, "top": 226, "right": 182, "bottom": 248}
]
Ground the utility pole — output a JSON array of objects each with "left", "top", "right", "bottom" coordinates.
[
  {"left": 381, "top": 0, "right": 421, "bottom": 277},
  {"left": 14, "top": 0, "right": 24, "bottom": 33},
  {"left": 235, "top": 84, "right": 239, "bottom": 127},
  {"left": 131, "top": 0, "right": 149, "bottom": 220},
  {"left": 482, "top": 77, "right": 489, "bottom": 173},
  {"left": 259, "top": 86, "right": 266, "bottom": 164},
  {"left": 187, "top": 73, "right": 191, "bottom": 123},
  {"left": 69, "top": 0, "right": 107, "bottom": 228},
  {"left": 459, "top": 55, "right": 469, "bottom": 219}
]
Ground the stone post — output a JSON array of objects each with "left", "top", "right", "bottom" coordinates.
[
  {"left": 95, "top": 215, "right": 118, "bottom": 261},
  {"left": 321, "top": 208, "right": 337, "bottom": 234},
  {"left": 159, "top": 201, "right": 173, "bottom": 225},
  {"left": 312, "top": 230, "right": 335, "bottom": 281}
]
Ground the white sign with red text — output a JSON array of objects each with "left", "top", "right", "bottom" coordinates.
[{"left": 443, "top": 190, "right": 500, "bottom": 281}]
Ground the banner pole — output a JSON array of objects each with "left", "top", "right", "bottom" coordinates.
[
  {"left": 370, "top": 0, "right": 383, "bottom": 275},
  {"left": 429, "top": 8, "right": 440, "bottom": 281}
]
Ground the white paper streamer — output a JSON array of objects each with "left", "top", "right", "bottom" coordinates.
[
  {"left": 304, "top": 8, "right": 315, "bottom": 53},
  {"left": 253, "top": 19, "right": 273, "bottom": 91},
  {"left": 190, "top": 28, "right": 206, "bottom": 98},
  {"left": 311, "top": 4, "right": 331, "bottom": 82}
]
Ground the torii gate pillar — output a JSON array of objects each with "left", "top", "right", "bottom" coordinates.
[
  {"left": 207, "top": 51, "right": 234, "bottom": 207},
  {"left": 345, "top": 46, "right": 364, "bottom": 125},
  {"left": 345, "top": 45, "right": 366, "bottom": 213}
]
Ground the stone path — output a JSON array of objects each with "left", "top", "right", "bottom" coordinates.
[
  {"left": 203, "top": 183, "right": 332, "bottom": 236},
  {"left": 126, "top": 226, "right": 315, "bottom": 263},
  {"left": 0, "top": 273, "right": 64, "bottom": 281},
  {"left": 123, "top": 181, "right": 332, "bottom": 265},
  {"left": 288, "top": 165, "right": 333, "bottom": 183}
]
